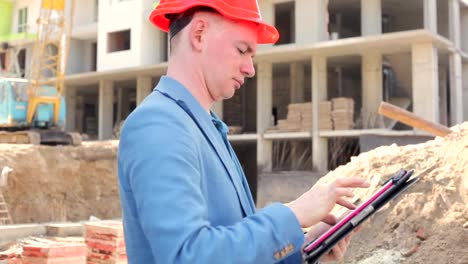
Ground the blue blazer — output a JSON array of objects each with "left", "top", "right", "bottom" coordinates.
[{"left": 118, "top": 76, "right": 305, "bottom": 263}]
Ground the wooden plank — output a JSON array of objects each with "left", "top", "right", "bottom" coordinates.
[
  {"left": 378, "top": 102, "right": 452, "bottom": 137},
  {"left": 384, "top": 97, "right": 412, "bottom": 129}
]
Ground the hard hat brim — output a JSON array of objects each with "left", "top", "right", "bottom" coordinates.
[{"left": 148, "top": 1, "right": 279, "bottom": 44}]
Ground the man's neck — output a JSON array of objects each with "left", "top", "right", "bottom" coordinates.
[{"left": 166, "top": 58, "right": 213, "bottom": 113}]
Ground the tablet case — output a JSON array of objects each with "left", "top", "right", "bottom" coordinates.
[{"left": 303, "top": 169, "right": 419, "bottom": 264}]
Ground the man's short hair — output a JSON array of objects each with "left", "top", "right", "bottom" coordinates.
[{"left": 167, "top": 6, "right": 218, "bottom": 40}]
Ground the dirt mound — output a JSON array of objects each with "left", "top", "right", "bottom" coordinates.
[
  {"left": 0, "top": 141, "right": 121, "bottom": 224},
  {"left": 320, "top": 123, "right": 468, "bottom": 263}
]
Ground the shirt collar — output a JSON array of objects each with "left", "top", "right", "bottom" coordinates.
[
  {"left": 210, "top": 112, "right": 229, "bottom": 135},
  {"left": 155, "top": 76, "right": 228, "bottom": 133}
]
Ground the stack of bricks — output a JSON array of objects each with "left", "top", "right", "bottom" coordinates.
[
  {"left": 284, "top": 103, "right": 302, "bottom": 131},
  {"left": 85, "top": 221, "right": 127, "bottom": 264},
  {"left": 299, "top": 102, "right": 313, "bottom": 131},
  {"left": 319, "top": 101, "right": 333, "bottom": 130},
  {"left": 21, "top": 238, "right": 87, "bottom": 264},
  {"left": 331, "top": 97, "right": 355, "bottom": 130},
  {"left": 267, "top": 99, "right": 355, "bottom": 132},
  {"left": 274, "top": 102, "right": 313, "bottom": 132},
  {"left": 0, "top": 246, "right": 22, "bottom": 264},
  {"left": 273, "top": 104, "right": 301, "bottom": 132}
]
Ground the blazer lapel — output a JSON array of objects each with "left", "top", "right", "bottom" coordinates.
[
  {"left": 156, "top": 77, "right": 254, "bottom": 216},
  {"left": 193, "top": 114, "right": 254, "bottom": 216}
]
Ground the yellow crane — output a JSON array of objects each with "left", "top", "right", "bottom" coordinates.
[{"left": 27, "top": 0, "right": 74, "bottom": 127}]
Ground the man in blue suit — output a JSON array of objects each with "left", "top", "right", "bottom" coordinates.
[{"left": 118, "top": 0, "right": 369, "bottom": 263}]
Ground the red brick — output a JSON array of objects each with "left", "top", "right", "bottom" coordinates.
[
  {"left": 22, "top": 256, "right": 85, "bottom": 264},
  {"left": 84, "top": 222, "right": 124, "bottom": 237},
  {"left": 23, "top": 243, "right": 87, "bottom": 258}
]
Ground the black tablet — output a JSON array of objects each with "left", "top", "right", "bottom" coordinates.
[{"left": 303, "top": 169, "right": 419, "bottom": 264}]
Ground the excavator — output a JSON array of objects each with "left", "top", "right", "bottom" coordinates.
[{"left": 0, "top": 0, "right": 81, "bottom": 145}]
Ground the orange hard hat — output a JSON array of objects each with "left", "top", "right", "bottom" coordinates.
[{"left": 149, "top": 0, "right": 279, "bottom": 44}]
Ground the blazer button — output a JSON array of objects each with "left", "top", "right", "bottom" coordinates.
[{"left": 274, "top": 252, "right": 281, "bottom": 260}]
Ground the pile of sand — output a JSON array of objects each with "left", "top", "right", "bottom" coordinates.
[
  {"left": 320, "top": 122, "right": 468, "bottom": 263},
  {"left": 0, "top": 141, "right": 121, "bottom": 224}
]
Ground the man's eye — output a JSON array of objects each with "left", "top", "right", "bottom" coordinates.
[{"left": 238, "top": 48, "right": 246, "bottom": 55}]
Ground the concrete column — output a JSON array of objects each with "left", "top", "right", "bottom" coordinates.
[
  {"left": 461, "top": 7, "right": 468, "bottom": 53},
  {"left": 296, "top": 0, "right": 328, "bottom": 44},
  {"left": 257, "top": 62, "right": 273, "bottom": 172},
  {"left": 290, "top": 62, "right": 305, "bottom": 170},
  {"left": 290, "top": 62, "right": 305, "bottom": 103},
  {"left": 438, "top": 66, "right": 448, "bottom": 126},
  {"left": 412, "top": 42, "right": 439, "bottom": 123},
  {"left": 449, "top": 53, "right": 463, "bottom": 125},
  {"left": 362, "top": 52, "right": 383, "bottom": 127},
  {"left": 98, "top": 80, "right": 114, "bottom": 140},
  {"left": 211, "top": 101, "right": 223, "bottom": 119},
  {"left": 65, "top": 86, "right": 76, "bottom": 132},
  {"left": 424, "top": 0, "right": 438, "bottom": 33},
  {"left": 136, "top": 76, "right": 153, "bottom": 105},
  {"left": 463, "top": 63, "right": 468, "bottom": 120},
  {"left": 361, "top": 0, "right": 382, "bottom": 36},
  {"left": 312, "top": 56, "right": 328, "bottom": 172},
  {"left": 449, "top": 0, "right": 461, "bottom": 49}
]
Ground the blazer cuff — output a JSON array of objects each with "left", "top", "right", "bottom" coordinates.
[{"left": 261, "top": 203, "right": 305, "bottom": 262}]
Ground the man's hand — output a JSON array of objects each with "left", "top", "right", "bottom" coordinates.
[
  {"left": 303, "top": 220, "right": 360, "bottom": 262},
  {"left": 287, "top": 177, "right": 369, "bottom": 228}
]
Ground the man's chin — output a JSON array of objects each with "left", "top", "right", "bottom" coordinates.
[{"left": 222, "top": 90, "right": 236, "bottom": 100}]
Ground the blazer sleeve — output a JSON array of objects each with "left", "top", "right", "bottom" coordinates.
[{"left": 119, "top": 111, "right": 305, "bottom": 264}]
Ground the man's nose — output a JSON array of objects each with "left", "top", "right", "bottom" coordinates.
[{"left": 241, "top": 56, "right": 255, "bottom": 78}]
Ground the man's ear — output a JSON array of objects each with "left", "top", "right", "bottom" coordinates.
[{"left": 189, "top": 17, "right": 208, "bottom": 52}]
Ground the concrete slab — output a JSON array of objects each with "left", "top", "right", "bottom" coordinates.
[
  {"left": 46, "top": 223, "right": 84, "bottom": 237},
  {"left": 0, "top": 224, "right": 46, "bottom": 244}
]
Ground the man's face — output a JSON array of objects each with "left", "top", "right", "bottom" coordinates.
[{"left": 200, "top": 17, "right": 258, "bottom": 102}]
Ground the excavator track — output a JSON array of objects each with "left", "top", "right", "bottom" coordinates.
[
  {"left": 0, "top": 131, "right": 41, "bottom": 145},
  {"left": 35, "top": 130, "right": 82, "bottom": 146},
  {"left": 0, "top": 130, "right": 82, "bottom": 145}
]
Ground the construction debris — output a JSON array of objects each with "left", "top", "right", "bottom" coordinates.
[
  {"left": 400, "top": 243, "right": 420, "bottom": 258},
  {"left": 415, "top": 228, "right": 428, "bottom": 241},
  {"left": 0, "top": 245, "right": 22, "bottom": 264}
]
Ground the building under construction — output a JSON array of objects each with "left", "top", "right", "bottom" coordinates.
[{"left": 1, "top": 0, "right": 468, "bottom": 178}]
